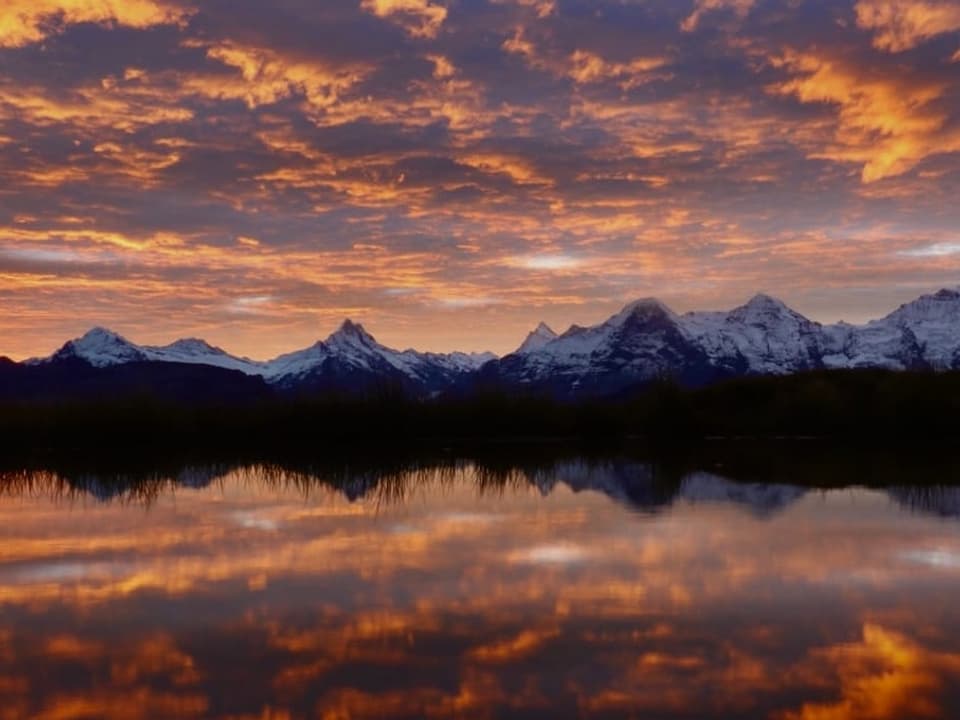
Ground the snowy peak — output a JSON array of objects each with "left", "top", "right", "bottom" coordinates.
[
  {"left": 680, "top": 293, "right": 825, "bottom": 375},
  {"left": 878, "top": 287, "right": 960, "bottom": 369},
  {"left": 44, "top": 328, "right": 266, "bottom": 373},
  {"left": 517, "top": 322, "right": 558, "bottom": 354},
  {"left": 746, "top": 292, "right": 785, "bottom": 308},
  {"left": 612, "top": 297, "right": 676, "bottom": 325},
  {"left": 485, "top": 293, "right": 715, "bottom": 398},
  {"left": 885, "top": 287, "right": 960, "bottom": 323},
  {"left": 144, "top": 337, "right": 264, "bottom": 374},
  {"left": 81, "top": 326, "right": 124, "bottom": 343},
  {"left": 262, "top": 321, "right": 493, "bottom": 391},
  {"left": 161, "top": 338, "right": 222, "bottom": 354},
  {"left": 327, "top": 319, "right": 378, "bottom": 346},
  {"left": 52, "top": 327, "right": 147, "bottom": 367},
  {"left": 729, "top": 293, "right": 807, "bottom": 324}
]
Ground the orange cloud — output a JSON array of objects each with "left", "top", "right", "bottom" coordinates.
[
  {"left": 187, "top": 42, "right": 370, "bottom": 111},
  {"left": 681, "top": 0, "right": 757, "bottom": 31},
  {"left": 360, "top": 0, "right": 448, "bottom": 38},
  {"left": 0, "top": 0, "right": 190, "bottom": 47},
  {"left": 769, "top": 49, "right": 960, "bottom": 181},
  {"left": 855, "top": 0, "right": 960, "bottom": 52},
  {"left": 502, "top": 26, "right": 543, "bottom": 67},
  {"left": 494, "top": 0, "right": 556, "bottom": 18},
  {"left": 0, "top": 79, "right": 194, "bottom": 132},
  {"left": 781, "top": 624, "right": 960, "bottom": 720},
  {"left": 467, "top": 628, "right": 560, "bottom": 663},
  {"left": 568, "top": 50, "right": 669, "bottom": 88}
]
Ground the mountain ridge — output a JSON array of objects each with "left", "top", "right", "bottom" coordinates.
[{"left": 16, "top": 287, "right": 960, "bottom": 399}]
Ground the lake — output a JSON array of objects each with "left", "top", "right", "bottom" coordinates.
[{"left": 1, "top": 453, "right": 960, "bottom": 719}]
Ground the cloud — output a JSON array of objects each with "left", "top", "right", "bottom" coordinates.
[
  {"left": 226, "top": 295, "right": 276, "bottom": 315},
  {"left": 183, "top": 41, "right": 370, "bottom": 111},
  {"left": 0, "top": 247, "right": 102, "bottom": 264},
  {"left": 681, "top": 0, "right": 757, "bottom": 31},
  {"left": 436, "top": 295, "right": 502, "bottom": 309},
  {"left": 360, "top": 0, "right": 448, "bottom": 38},
  {"left": 855, "top": 0, "right": 960, "bottom": 52},
  {"left": 491, "top": 0, "right": 556, "bottom": 18},
  {"left": 0, "top": 0, "right": 958, "bottom": 357},
  {"left": 768, "top": 49, "right": 960, "bottom": 181},
  {"left": 568, "top": 51, "right": 668, "bottom": 88},
  {"left": 898, "top": 241, "right": 960, "bottom": 256},
  {"left": 508, "top": 253, "right": 582, "bottom": 270},
  {"left": 782, "top": 624, "right": 960, "bottom": 720},
  {"left": 0, "top": 0, "right": 190, "bottom": 47}
]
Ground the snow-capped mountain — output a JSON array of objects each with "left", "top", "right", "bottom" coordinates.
[
  {"left": 516, "top": 322, "right": 558, "bottom": 354},
  {"left": 144, "top": 338, "right": 266, "bottom": 374},
  {"left": 683, "top": 294, "right": 826, "bottom": 375},
  {"left": 875, "top": 288, "right": 960, "bottom": 369},
  {"left": 46, "top": 327, "right": 149, "bottom": 367},
  {"left": 481, "top": 288, "right": 960, "bottom": 398},
  {"left": 262, "top": 319, "right": 494, "bottom": 393},
  {"left": 482, "top": 299, "right": 720, "bottom": 398},
  {"left": 38, "top": 327, "right": 265, "bottom": 373},
  {"left": 821, "top": 321, "right": 925, "bottom": 370},
  {"left": 34, "top": 321, "right": 494, "bottom": 396},
  {"left": 19, "top": 286, "right": 960, "bottom": 400}
]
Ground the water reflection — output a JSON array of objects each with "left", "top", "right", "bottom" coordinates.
[{"left": 1, "top": 457, "right": 959, "bottom": 719}]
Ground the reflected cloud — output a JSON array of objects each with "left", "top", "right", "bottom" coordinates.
[
  {"left": 782, "top": 624, "right": 960, "bottom": 720},
  {"left": 900, "top": 548, "right": 960, "bottom": 568},
  {"left": 509, "top": 543, "right": 590, "bottom": 565},
  {"left": 1, "top": 460, "right": 960, "bottom": 717},
  {"left": 230, "top": 510, "right": 281, "bottom": 532}
]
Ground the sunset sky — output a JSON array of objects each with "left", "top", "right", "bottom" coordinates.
[{"left": 1, "top": 0, "right": 959, "bottom": 359}]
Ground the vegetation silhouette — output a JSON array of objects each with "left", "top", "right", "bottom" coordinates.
[{"left": 1, "top": 369, "right": 959, "bottom": 456}]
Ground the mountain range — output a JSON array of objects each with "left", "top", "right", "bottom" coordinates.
[
  {"left": 3, "top": 287, "right": 958, "bottom": 401},
  {"left": 482, "top": 287, "right": 960, "bottom": 398},
  {"left": 30, "top": 460, "right": 960, "bottom": 522}
]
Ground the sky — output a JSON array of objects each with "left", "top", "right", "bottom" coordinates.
[{"left": 1, "top": 0, "right": 959, "bottom": 359}]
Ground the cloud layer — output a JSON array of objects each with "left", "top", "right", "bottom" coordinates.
[{"left": 1, "top": 0, "right": 958, "bottom": 357}]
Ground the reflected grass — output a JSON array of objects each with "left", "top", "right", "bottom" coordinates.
[{"left": 3, "top": 443, "right": 960, "bottom": 511}]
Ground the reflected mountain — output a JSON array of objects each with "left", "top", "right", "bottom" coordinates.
[
  {"left": 6, "top": 455, "right": 960, "bottom": 520},
  {"left": 887, "top": 486, "right": 960, "bottom": 518},
  {"left": 542, "top": 462, "right": 809, "bottom": 517},
  {"left": 679, "top": 472, "right": 809, "bottom": 517}
]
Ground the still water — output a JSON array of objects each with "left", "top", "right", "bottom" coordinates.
[{"left": 1, "top": 457, "right": 960, "bottom": 719}]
